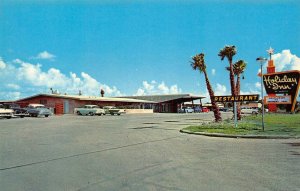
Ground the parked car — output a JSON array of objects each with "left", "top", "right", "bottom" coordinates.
[
  {"left": 241, "top": 107, "right": 259, "bottom": 114},
  {"left": 178, "top": 107, "right": 194, "bottom": 113},
  {"left": 26, "top": 104, "right": 52, "bottom": 117},
  {"left": 194, "top": 106, "right": 202, "bottom": 113},
  {"left": 75, "top": 105, "right": 105, "bottom": 116},
  {"left": 219, "top": 108, "right": 229, "bottom": 112},
  {"left": 0, "top": 104, "right": 14, "bottom": 119},
  {"left": 103, "top": 106, "right": 125, "bottom": 115},
  {"left": 202, "top": 107, "right": 210, "bottom": 112},
  {"left": 3, "top": 103, "right": 29, "bottom": 118}
]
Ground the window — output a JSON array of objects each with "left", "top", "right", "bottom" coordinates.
[{"left": 40, "top": 100, "right": 47, "bottom": 105}]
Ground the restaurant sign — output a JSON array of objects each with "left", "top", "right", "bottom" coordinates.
[
  {"left": 264, "top": 96, "right": 291, "bottom": 104},
  {"left": 213, "top": 94, "right": 259, "bottom": 102}
]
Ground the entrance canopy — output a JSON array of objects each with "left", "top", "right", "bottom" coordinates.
[
  {"left": 118, "top": 94, "right": 205, "bottom": 103},
  {"left": 118, "top": 94, "right": 205, "bottom": 113}
]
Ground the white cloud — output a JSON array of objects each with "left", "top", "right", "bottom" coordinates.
[
  {"left": 6, "top": 83, "right": 20, "bottom": 90},
  {"left": 240, "top": 90, "right": 260, "bottom": 95},
  {"left": 0, "top": 91, "right": 21, "bottom": 100},
  {"left": 158, "top": 82, "right": 169, "bottom": 94},
  {"left": 170, "top": 85, "right": 180, "bottom": 94},
  {"left": 267, "top": 49, "right": 300, "bottom": 71},
  {"left": 255, "top": 82, "right": 261, "bottom": 88},
  {"left": 211, "top": 69, "right": 216, "bottom": 76},
  {"left": 34, "top": 51, "right": 56, "bottom": 60},
  {"left": 0, "top": 57, "right": 6, "bottom": 69},
  {"left": 142, "top": 81, "right": 155, "bottom": 91},
  {"left": 134, "top": 80, "right": 182, "bottom": 95},
  {"left": 135, "top": 88, "right": 145, "bottom": 96},
  {"left": 0, "top": 58, "right": 123, "bottom": 99},
  {"left": 214, "top": 83, "right": 228, "bottom": 96},
  {"left": 257, "top": 69, "right": 261, "bottom": 74}
]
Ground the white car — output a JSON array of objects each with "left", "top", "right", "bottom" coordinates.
[
  {"left": 0, "top": 104, "right": 14, "bottom": 119},
  {"left": 178, "top": 107, "right": 194, "bottom": 113},
  {"left": 103, "top": 106, "right": 125, "bottom": 115},
  {"left": 241, "top": 107, "right": 259, "bottom": 114},
  {"left": 75, "top": 105, "right": 105, "bottom": 116}
]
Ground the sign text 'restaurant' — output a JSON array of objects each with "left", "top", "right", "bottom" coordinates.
[{"left": 213, "top": 94, "right": 259, "bottom": 102}]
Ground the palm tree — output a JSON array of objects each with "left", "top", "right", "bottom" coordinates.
[
  {"left": 191, "top": 53, "right": 222, "bottom": 122},
  {"left": 226, "top": 60, "right": 247, "bottom": 95},
  {"left": 227, "top": 60, "right": 247, "bottom": 120},
  {"left": 233, "top": 60, "right": 246, "bottom": 94},
  {"left": 100, "top": 89, "right": 105, "bottom": 97},
  {"left": 218, "top": 45, "right": 237, "bottom": 96}
]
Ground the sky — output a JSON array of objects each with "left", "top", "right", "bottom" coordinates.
[{"left": 0, "top": 0, "right": 300, "bottom": 102}]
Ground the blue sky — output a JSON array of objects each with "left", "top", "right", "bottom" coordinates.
[{"left": 0, "top": 0, "right": 299, "bottom": 101}]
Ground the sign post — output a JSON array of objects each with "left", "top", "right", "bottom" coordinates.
[
  {"left": 257, "top": 57, "right": 268, "bottom": 131},
  {"left": 234, "top": 102, "right": 237, "bottom": 128}
]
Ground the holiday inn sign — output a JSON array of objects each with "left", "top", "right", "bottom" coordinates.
[
  {"left": 263, "top": 70, "right": 300, "bottom": 112},
  {"left": 263, "top": 71, "right": 299, "bottom": 94}
]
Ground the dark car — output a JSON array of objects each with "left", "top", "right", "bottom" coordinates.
[
  {"left": 3, "top": 103, "right": 29, "bottom": 118},
  {"left": 219, "top": 108, "right": 229, "bottom": 112}
]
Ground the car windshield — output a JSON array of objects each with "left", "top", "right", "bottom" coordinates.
[{"left": 36, "top": 106, "right": 46, "bottom": 108}]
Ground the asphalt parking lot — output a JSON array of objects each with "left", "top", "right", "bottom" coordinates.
[{"left": 0, "top": 113, "right": 299, "bottom": 191}]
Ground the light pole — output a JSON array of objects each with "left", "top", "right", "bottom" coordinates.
[{"left": 256, "top": 57, "right": 267, "bottom": 131}]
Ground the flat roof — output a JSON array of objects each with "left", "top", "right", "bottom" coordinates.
[
  {"left": 118, "top": 94, "right": 205, "bottom": 103},
  {"left": 17, "top": 94, "right": 157, "bottom": 104}
]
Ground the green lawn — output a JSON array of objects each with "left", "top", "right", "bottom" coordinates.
[{"left": 183, "top": 113, "right": 300, "bottom": 137}]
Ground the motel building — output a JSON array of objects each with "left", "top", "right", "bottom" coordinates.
[
  {"left": 119, "top": 94, "right": 205, "bottom": 113},
  {"left": 2, "top": 93, "right": 205, "bottom": 114}
]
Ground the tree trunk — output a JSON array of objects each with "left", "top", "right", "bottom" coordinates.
[
  {"left": 236, "top": 75, "right": 241, "bottom": 120},
  {"left": 204, "top": 71, "right": 222, "bottom": 122},
  {"left": 229, "top": 58, "right": 237, "bottom": 119},
  {"left": 229, "top": 59, "right": 236, "bottom": 96}
]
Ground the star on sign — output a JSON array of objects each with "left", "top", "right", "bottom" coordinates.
[{"left": 267, "top": 47, "right": 274, "bottom": 55}]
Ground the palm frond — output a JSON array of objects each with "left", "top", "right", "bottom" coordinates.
[{"left": 218, "top": 45, "right": 236, "bottom": 61}]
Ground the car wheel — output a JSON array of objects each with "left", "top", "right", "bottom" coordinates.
[
  {"left": 117, "top": 113, "right": 121, "bottom": 115},
  {"left": 77, "top": 111, "right": 82, "bottom": 115},
  {"left": 6, "top": 116, "right": 12, "bottom": 119},
  {"left": 45, "top": 115, "right": 49, "bottom": 117},
  {"left": 89, "top": 112, "right": 94, "bottom": 116}
]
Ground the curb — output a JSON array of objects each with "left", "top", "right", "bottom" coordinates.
[{"left": 179, "top": 129, "right": 299, "bottom": 139}]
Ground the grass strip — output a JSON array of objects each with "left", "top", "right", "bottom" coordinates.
[{"left": 183, "top": 113, "right": 300, "bottom": 136}]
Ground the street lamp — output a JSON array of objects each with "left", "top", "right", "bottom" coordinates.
[{"left": 256, "top": 57, "right": 268, "bottom": 131}]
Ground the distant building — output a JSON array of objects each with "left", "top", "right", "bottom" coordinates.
[
  {"left": 2, "top": 93, "right": 205, "bottom": 114},
  {"left": 13, "top": 94, "right": 156, "bottom": 114},
  {"left": 119, "top": 94, "right": 205, "bottom": 113}
]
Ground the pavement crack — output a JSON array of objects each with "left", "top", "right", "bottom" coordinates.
[
  {"left": 0, "top": 135, "right": 182, "bottom": 172},
  {"left": 76, "top": 160, "right": 173, "bottom": 191}
]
